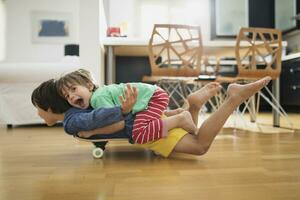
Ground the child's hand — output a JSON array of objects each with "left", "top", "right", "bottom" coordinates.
[
  {"left": 78, "top": 131, "right": 92, "bottom": 138},
  {"left": 119, "top": 84, "right": 138, "bottom": 114}
]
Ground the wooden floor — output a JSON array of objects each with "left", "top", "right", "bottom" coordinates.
[{"left": 0, "top": 114, "right": 300, "bottom": 200}]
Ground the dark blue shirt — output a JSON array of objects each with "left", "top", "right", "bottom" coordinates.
[{"left": 63, "top": 107, "right": 135, "bottom": 143}]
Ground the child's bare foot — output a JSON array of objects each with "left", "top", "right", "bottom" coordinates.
[
  {"left": 178, "top": 111, "right": 197, "bottom": 134},
  {"left": 227, "top": 76, "right": 271, "bottom": 105},
  {"left": 187, "top": 82, "right": 221, "bottom": 109},
  {"left": 164, "top": 108, "right": 185, "bottom": 117}
]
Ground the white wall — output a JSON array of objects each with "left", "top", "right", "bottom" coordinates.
[
  {"left": 5, "top": 0, "right": 79, "bottom": 62},
  {"left": 79, "top": 0, "right": 102, "bottom": 85},
  {"left": 0, "top": 0, "right": 5, "bottom": 61},
  {"left": 99, "top": 0, "right": 108, "bottom": 40},
  {"left": 99, "top": 0, "right": 107, "bottom": 85},
  {"left": 107, "top": 0, "right": 211, "bottom": 40},
  {"left": 108, "top": 0, "right": 137, "bottom": 37},
  {"left": 284, "top": 31, "right": 300, "bottom": 54}
]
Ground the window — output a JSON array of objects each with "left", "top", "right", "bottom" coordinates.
[
  {"left": 107, "top": 0, "right": 211, "bottom": 40},
  {"left": 275, "top": 0, "right": 296, "bottom": 31},
  {"left": 138, "top": 0, "right": 210, "bottom": 39},
  {"left": 211, "top": 0, "right": 248, "bottom": 38}
]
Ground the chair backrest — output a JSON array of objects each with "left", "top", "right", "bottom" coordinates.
[
  {"left": 148, "top": 24, "right": 203, "bottom": 77},
  {"left": 235, "top": 27, "right": 282, "bottom": 80}
]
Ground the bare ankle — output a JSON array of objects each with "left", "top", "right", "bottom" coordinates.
[
  {"left": 178, "top": 111, "right": 197, "bottom": 134},
  {"left": 226, "top": 96, "right": 241, "bottom": 107}
]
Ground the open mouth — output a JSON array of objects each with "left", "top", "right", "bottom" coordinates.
[{"left": 75, "top": 98, "right": 85, "bottom": 108}]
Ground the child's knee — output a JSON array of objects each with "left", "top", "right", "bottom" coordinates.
[{"left": 193, "top": 146, "right": 208, "bottom": 155}]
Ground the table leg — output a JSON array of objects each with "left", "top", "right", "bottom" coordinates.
[
  {"left": 272, "top": 78, "right": 280, "bottom": 127},
  {"left": 106, "top": 46, "right": 115, "bottom": 84}
]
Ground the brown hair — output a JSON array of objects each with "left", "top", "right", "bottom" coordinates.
[
  {"left": 31, "top": 79, "right": 71, "bottom": 113},
  {"left": 56, "top": 68, "right": 97, "bottom": 98}
]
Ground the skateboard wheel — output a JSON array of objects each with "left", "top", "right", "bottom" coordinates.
[{"left": 92, "top": 148, "right": 104, "bottom": 159}]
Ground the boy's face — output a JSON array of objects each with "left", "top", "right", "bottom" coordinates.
[
  {"left": 61, "top": 84, "right": 93, "bottom": 109},
  {"left": 36, "top": 106, "right": 59, "bottom": 126}
]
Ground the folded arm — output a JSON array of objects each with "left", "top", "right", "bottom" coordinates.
[
  {"left": 65, "top": 106, "right": 125, "bottom": 135},
  {"left": 65, "top": 84, "right": 138, "bottom": 138},
  {"left": 77, "top": 120, "right": 125, "bottom": 138}
]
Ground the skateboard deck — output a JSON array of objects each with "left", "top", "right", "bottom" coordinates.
[
  {"left": 74, "top": 136, "right": 128, "bottom": 143},
  {"left": 73, "top": 136, "right": 129, "bottom": 158}
]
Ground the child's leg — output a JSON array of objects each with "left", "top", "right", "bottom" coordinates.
[
  {"left": 162, "top": 82, "right": 222, "bottom": 132},
  {"left": 163, "top": 82, "right": 221, "bottom": 120},
  {"left": 133, "top": 111, "right": 197, "bottom": 144},
  {"left": 133, "top": 83, "right": 222, "bottom": 144},
  {"left": 161, "top": 111, "right": 197, "bottom": 134},
  {"left": 165, "top": 82, "right": 221, "bottom": 135},
  {"left": 132, "top": 87, "right": 196, "bottom": 144},
  {"left": 173, "top": 77, "right": 271, "bottom": 155},
  {"left": 187, "top": 82, "right": 221, "bottom": 125},
  {"left": 163, "top": 82, "right": 221, "bottom": 131},
  {"left": 132, "top": 88, "right": 169, "bottom": 144},
  {"left": 163, "top": 108, "right": 185, "bottom": 116}
]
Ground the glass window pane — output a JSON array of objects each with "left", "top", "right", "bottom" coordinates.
[
  {"left": 216, "top": 0, "right": 248, "bottom": 36},
  {"left": 275, "top": 0, "right": 296, "bottom": 31}
]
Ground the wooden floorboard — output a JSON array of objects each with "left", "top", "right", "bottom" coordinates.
[{"left": 0, "top": 113, "right": 300, "bottom": 200}]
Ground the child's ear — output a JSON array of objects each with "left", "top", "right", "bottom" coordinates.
[
  {"left": 87, "top": 82, "right": 94, "bottom": 91},
  {"left": 47, "top": 108, "right": 53, "bottom": 113}
]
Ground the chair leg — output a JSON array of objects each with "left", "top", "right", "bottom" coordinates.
[
  {"left": 157, "top": 79, "right": 187, "bottom": 109},
  {"left": 249, "top": 96, "right": 257, "bottom": 123},
  {"left": 258, "top": 86, "right": 293, "bottom": 128}
]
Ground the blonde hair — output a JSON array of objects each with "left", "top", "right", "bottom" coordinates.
[{"left": 56, "top": 68, "right": 98, "bottom": 97}]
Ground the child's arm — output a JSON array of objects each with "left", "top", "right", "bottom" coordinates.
[
  {"left": 65, "top": 107, "right": 125, "bottom": 135},
  {"left": 78, "top": 121, "right": 125, "bottom": 138},
  {"left": 65, "top": 85, "right": 138, "bottom": 136},
  {"left": 76, "top": 85, "right": 137, "bottom": 138}
]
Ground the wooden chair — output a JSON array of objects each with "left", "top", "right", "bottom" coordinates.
[
  {"left": 216, "top": 27, "right": 282, "bottom": 81},
  {"left": 236, "top": 27, "right": 282, "bottom": 80},
  {"left": 217, "top": 27, "right": 292, "bottom": 128},
  {"left": 143, "top": 24, "right": 214, "bottom": 108}
]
